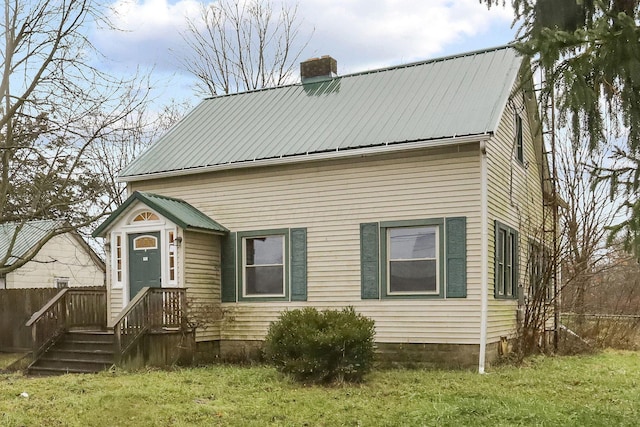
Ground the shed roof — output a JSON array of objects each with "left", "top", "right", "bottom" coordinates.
[
  {"left": 120, "top": 45, "right": 523, "bottom": 181},
  {"left": 0, "top": 219, "right": 65, "bottom": 266},
  {"left": 92, "top": 192, "right": 229, "bottom": 237}
]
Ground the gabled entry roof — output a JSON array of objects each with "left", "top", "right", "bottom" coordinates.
[{"left": 92, "top": 192, "right": 228, "bottom": 237}]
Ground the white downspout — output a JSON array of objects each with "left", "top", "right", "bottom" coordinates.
[{"left": 479, "top": 140, "right": 489, "bottom": 374}]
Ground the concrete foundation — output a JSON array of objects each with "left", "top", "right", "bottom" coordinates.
[{"left": 195, "top": 339, "right": 504, "bottom": 369}]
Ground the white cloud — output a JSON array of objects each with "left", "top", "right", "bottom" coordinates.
[
  {"left": 91, "top": 0, "right": 515, "bottom": 89},
  {"left": 93, "top": 0, "right": 204, "bottom": 72},
  {"left": 297, "top": 0, "right": 515, "bottom": 73}
]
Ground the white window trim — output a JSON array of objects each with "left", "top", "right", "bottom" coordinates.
[
  {"left": 386, "top": 225, "right": 440, "bottom": 296},
  {"left": 112, "top": 232, "right": 124, "bottom": 289},
  {"left": 241, "top": 234, "right": 286, "bottom": 298},
  {"left": 167, "top": 230, "right": 178, "bottom": 285}
]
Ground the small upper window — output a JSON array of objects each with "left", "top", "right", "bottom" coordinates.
[
  {"left": 133, "top": 235, "right": 158, "bottom": 250},
  {"left": 55, "top": 277, "right": 69, "bottom": 289},
  {"left": 387, "top": 226, "right": 438, "bottom": 294},
  {"left": 133, "top": 211, "right": 159, "bottom": 222},
  {"left": 515, "top": 115, "right": 524, "bottom": 163}
]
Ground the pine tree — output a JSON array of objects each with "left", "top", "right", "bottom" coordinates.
[{"left": 483, "top": 0, "right": 640, "bottom": 255}]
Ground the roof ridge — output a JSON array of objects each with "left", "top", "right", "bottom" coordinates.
[
  {"left": 201, "top": 44, "right": 517, "bottom": 101},
  {"left": 342, "top": 44, "right": 516, "bottom": 78},
  {"left": 137, "top": 191, "right": 188, "bottom": 204}
]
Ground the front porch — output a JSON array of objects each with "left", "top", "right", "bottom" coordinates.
[{"left": 26, "top": 286, "right": 193, "bottom": 375}]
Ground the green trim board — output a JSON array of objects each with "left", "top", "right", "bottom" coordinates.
[
  {"left": 92, "top": 191, "right": 228, "bottom": 237},
  {"left": 290, "top": 228, "right": 307, "bottom": 301},
  {"left": 360, "top": 223, "right": 380, "bottom": 300},
  {"left": 445, "top": 217, "right": 467, "bottom": 298},
  {"left": 221, "top": 232, "right": 237, "bottom": 302}
]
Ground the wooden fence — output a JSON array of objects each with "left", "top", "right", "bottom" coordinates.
[{"left": 0, "top": 288, "right": 104, "bottom": 352}]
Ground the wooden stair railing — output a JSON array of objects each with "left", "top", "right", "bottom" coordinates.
[
  {"left": 25, "top": 287, "right": 107, "bottom": 361},
  {"left": 110, "top": 287, "right": 187, "bottom": 365}
]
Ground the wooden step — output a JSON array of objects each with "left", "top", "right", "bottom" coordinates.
[{"left": 27, "top": 329, "right": 115, "bottom": 376}]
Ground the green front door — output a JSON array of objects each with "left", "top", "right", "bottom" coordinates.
[{"left": 129, "top": 232, "right": 161, "bottom": 300}]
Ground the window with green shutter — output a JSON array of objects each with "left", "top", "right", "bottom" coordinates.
[
  {"left": 360, "top": 217, "right": 466, "bottom": 300},
  {"left": 494, "top": 221, "right": 518, "bottom": 299},
  {"left": 222, "top": 228, "right": 307, "bottom": 303}
]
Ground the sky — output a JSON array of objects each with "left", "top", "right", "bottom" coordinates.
[{"left": 90, "top": 0, "right": 518, "bottom": 104}]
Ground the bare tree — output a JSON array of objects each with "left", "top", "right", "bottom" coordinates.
[
  {"left": 178, "top": 0, "right": 312, "bottom": 97},
  {"left": 87, "top": 98, "right": 189, "bottom": 209},
  {"left": 0, "top": 0, "right": 153, "bottom": 274},
  {"left": 558, "top": 137, "right": 618, "bottom": 320},
  {"left": 515, "top": 132, "right": 619, "bottom": 356}
]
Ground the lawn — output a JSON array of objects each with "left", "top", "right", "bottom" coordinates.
[
  {"left": 0, "top": 350, "right": 638, "bottom": 426},
  {"left": 0, "top": 353, "right": 25, "bottom": 370}
]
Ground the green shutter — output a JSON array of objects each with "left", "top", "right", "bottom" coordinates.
[
  {"left": 495, "top": 221, "right": 503, "bottom": 298},
  {"left": 360, "top": 222, "right": 380, "bottom": 299},
  {"left": 290, "top": 228, "right": 307, "bottom": 301},
  {"left": 221, "top": 232, "right": 237, "bottom": 302},
  {"left": 446, "top": 217, "right": 467, "bottom": 298},
  {"left": 513, "top": 229, "right": 520, "bottom": 297}
]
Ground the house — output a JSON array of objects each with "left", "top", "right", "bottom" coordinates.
[
  {"left": 93, "top": 45, "right": 554, "bottom": 369},
  {"left": 0, "top": 219, "right": 105, "bottom": 289}
]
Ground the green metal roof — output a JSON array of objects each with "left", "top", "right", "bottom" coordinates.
[
  {"left": 0, "top": 219, "right": 64, "bottom": 266},
  {"left": 92, "top": 192, "right": 229, "bottom": 237},
  {"left": 120, "top": 45, "right": 523, "bottom": 180}
]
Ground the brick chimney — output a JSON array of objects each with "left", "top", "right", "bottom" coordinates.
[{"left": 300, "top": 55, "right": 337, "bottom": 83}]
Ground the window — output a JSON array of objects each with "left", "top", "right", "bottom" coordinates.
[
  {"left": 222, "top": 228, "right": 306, "bottom": 303},
  {"left": 515, "top": 114, "right": 524, "bottom": 163},
  {"left": 361, "top": 218, "right": 467, "bottom": 300},
  {"left": 55, "top": 277, "right": 69, "bottom": 289},
  {"left": 115, "top": 234, "right": 123, "bottom": 283},
  {"left": 168, "top": 231, "right": 176, "bottom": 282},
  {"left": 378, "top": 218, "right": 445, "bottom": 298},
  {"left": 133, "top": 235, "right": 157, "bottom": 250},
  {"left": 242, "top": 233, "right": 286, "bottom": 297},
  {"left": 133, "top": 211, "right": 159, "bottom": 222},
  {"left": 495, "top": 221, "right": 518, "bottom": 298},
  {"left": 387, "top": 226, "right": 438, "bottom": 294}
]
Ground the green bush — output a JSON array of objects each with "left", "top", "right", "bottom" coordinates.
[{"left": 264, "top": 307, "right": 376, "bottom": 384}]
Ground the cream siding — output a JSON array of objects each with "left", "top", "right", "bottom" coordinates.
[
  {"left": 486, "top": 79, "right": 549, "bottom": 343},
  {"left": 131, "top": 143, "right": 484, "bottom": 345},
  {"left": 5, "top": 233, "right": 104, "bottom": 289},
  {"left": 184, "top": 231, "right": 222, "bottom": 342}
]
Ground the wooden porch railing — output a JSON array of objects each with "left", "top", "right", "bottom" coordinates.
[
  {"left": 110, "top": 287, "right": 187, "bottom": 364},
  {"left": 25, "top": 287, "right": 107, "bottom": 360}
]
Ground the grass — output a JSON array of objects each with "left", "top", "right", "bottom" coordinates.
[
  {"left": 0, "top": 350, "right": 638, "bottom": 426},
  {"left": 0, "top": 353, "right": 25, "bottom": 370}
]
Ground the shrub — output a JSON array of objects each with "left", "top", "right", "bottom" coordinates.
[{"left": 264, "top": 307, "right": 375, "bottom": 384}]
